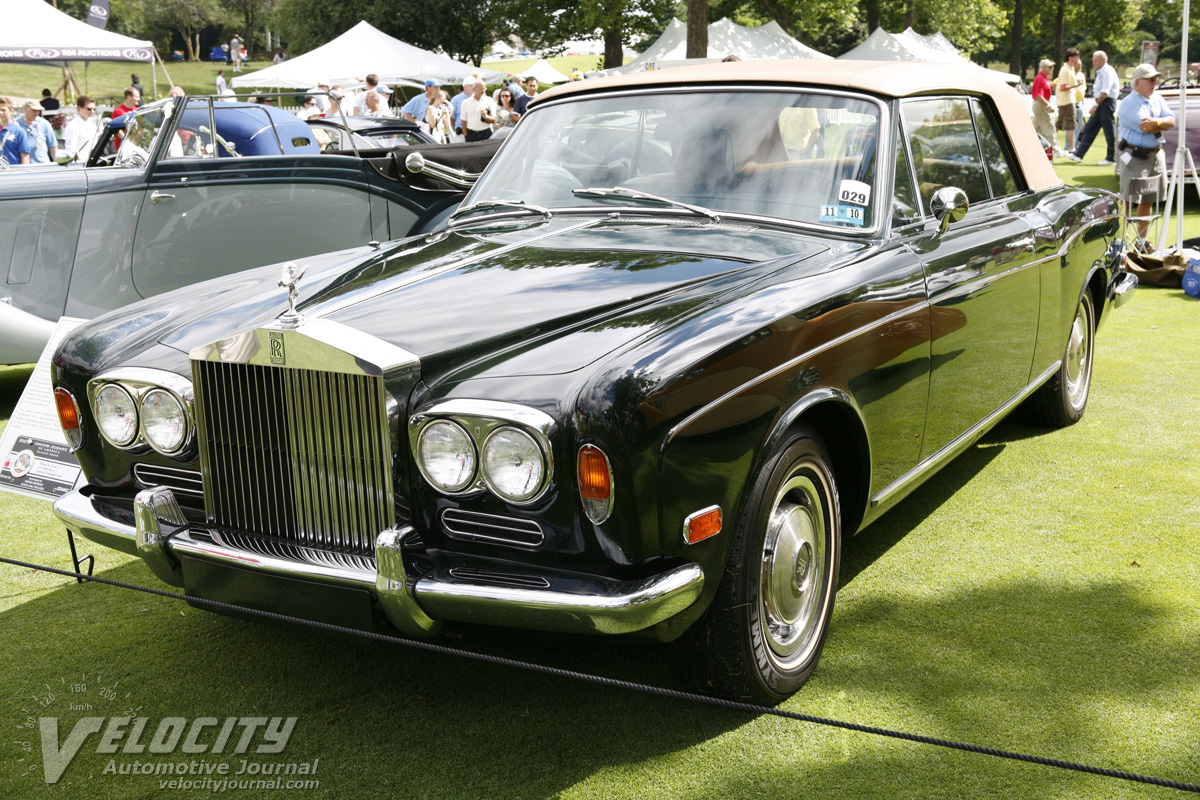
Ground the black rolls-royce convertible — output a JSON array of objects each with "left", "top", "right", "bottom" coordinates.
[{"left": 51, "top": 61, "right": 1136, "bottom": 703}]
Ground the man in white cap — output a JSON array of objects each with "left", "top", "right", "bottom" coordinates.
[
  {"left": 375, "top": 82, "right": 393, "bottom": 114},
  {"left": 460, "top": 78, "right": 497, "bottom": 142},
  {"left": 402, "top": 79, "right": 441, "bottom": 128},
  {"left": 450, "top": 77, "right": 475, "bottom": 142},
  {"left": 1118, "top": 62, "right": 1175, "bottom": 250},
  {"left": 19, "top": 100, "right": 57, "bottom": 163}
]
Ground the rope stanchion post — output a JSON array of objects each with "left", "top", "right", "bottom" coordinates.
[{"left": 2, "top": 554, "right": 1197, "bottom": 794}]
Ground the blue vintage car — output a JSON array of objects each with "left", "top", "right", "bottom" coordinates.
[{"left": 0, "top": 97, "right": 482, "bottom": 364}]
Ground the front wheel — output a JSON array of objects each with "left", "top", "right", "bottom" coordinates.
[
  {"left": 674, "top": 427, "right": 841, "bottom": 704},
  {"left": 1026, "top": 289, "right": 1096, "bottom": 427}
]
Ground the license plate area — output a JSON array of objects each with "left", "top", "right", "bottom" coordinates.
[{"left": 180, "top": 557, "right": 376, "bottom": 638}]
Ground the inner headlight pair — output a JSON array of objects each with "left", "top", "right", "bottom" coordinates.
[
  {"left": 90, "top": 372, "right": 193, "bottom": 456},
  {"left": 414, "top": 409, "right": 551, "bottom": 504}
]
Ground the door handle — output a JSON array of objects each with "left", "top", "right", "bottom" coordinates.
[{"left": 151, "top": 191, "right": 175, "bottom": 204}]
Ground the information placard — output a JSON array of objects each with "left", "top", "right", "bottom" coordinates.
[{"left": 0, "top": 318, "right": 88, "bottom": 501}]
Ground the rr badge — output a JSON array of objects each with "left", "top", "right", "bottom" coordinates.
[{"left": 269, "top": 331, "right": 285, "bottom": 365}]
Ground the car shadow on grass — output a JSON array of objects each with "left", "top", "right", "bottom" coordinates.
[
  {"left": 0, "top": 558, "right": 747, "bottom": 799},
  {"left": 841, "top": 432, "right": 1008, "bottom": 587},
  {"left": 2, "top": 549, "right": 1196, "bottom": 799},
  {"left": 0, "top": 364, "right": 34, "bottom": 421}
]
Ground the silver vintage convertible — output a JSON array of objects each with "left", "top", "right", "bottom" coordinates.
[{"left": 0, "top": 96, "right": 488, "bottom": 363}]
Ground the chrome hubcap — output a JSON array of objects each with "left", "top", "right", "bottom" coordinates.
[
  {"left": 760, "top": 473, "right": 828, "bottom": 665},
  {"left": 1065, "top": 298, "right": 1093, "bottom": 408}
]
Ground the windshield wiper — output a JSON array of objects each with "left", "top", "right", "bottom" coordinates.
[
  {"left": 449, "top": 199, "right": 553, "bottom": 225},
  {"left": 572, "top": 186, "right": 721, "bottom": 223}
]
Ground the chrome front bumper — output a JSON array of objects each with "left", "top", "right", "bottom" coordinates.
[{"left": 53, "top": 488, "right": 704, "bottom": 638}]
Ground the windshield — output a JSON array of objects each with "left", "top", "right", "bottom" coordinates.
[
  {"left": 114, "top": 102, "right": 172, "bottom": 169},
  {"left": 469, "top": 89, "right": 882, "bottom": 230}
]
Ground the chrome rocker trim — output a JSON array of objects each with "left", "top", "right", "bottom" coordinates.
[{"left": 53, "top": 488, "right": 704, "bottom": 637}]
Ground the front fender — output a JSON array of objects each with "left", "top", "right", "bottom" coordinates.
[{"left": 0, "top": 302, "right": 57, "bottom": 365}]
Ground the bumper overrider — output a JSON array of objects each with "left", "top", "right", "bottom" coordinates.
[{"left": 52, "top": 487, "right": 705, "bottom": 638}]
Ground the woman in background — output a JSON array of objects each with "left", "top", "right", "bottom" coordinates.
[
  {"left": 493, "top": 89, "right": 519, "bottom": 137},
  {"left": 426, "top": 90, "right": 454, "bottom": 143}
]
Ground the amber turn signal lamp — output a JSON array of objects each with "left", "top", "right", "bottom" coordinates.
[
  {"left": 684, "top": 506, "right": 722, "bottom": 544},
  {"left": 577, "top": 444, "right": 613, "bottom": 523},
  {"left": 54, "top": 388, "right": 84, "bottom": 451}
]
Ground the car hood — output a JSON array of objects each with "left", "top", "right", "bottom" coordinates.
[{"left": 157, "top": 217, "right": 836, "bottom": 378}]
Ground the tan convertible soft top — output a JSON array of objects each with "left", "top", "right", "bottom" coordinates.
[{"left": 537, "top": 60, "right": 1060, "bottom": 192}]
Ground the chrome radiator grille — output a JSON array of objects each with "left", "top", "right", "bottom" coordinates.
[{"left": 192, "top": 360, "right": 394, "bottom": 556}]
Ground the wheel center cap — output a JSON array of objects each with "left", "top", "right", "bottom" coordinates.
[{"left": 794, "top": 542, "right": 813, "bottom": 594}]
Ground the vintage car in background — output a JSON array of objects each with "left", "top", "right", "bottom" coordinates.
[
  {"left": 1161, "top": 91, "right": 1200, "bottom": 173},
  {"left": 0, "top": 97, "right": 485, "bottom": 364},
  {"left": 307, "top": 116, "right": 435, "bottom": 152},
  {"left": 53, "top": 61, "right": 1136, "bottom": 704}
]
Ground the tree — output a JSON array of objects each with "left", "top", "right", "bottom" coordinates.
[
  {"left": 141, "top": 0, "right": 224, "bottom": 61},
  {"left": 687, "top": 0, "right": 708, "bottom": 57},
  {"left": 710, "top": 0, "right": 860, "bottom": 53},
  {"left": 222, "top": 0, "right": 279, "bottom": 58}
]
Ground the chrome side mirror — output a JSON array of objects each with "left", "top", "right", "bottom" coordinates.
[
  {"left": 930, "top": 187, "right": 969, "bottom": 233},
  {"left": 56, "top": 151, "right": 76, "bottom": 166}
]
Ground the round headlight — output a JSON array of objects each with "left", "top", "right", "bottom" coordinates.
[
  {"left": 482, "top": 427, "right": 545, "bottom": 503},
  {"left": 418, "top": 420, "right": 476, "bottom": 493},
  {"left": 94, "top": 384, "right": 138, "bottom": 446},
  {"left": 140, "top": 389, "right": 188, "bottom": 454}
]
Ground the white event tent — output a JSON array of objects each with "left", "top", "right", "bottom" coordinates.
[
  {"left": 1, "top": 0, "right": 154, "bottom": 66},
  {"left": 522, "top": 58, "right": 571, "bottom": 84},
  {"left": 840, "top": 27, "right": 1018, "bottom": 83},
  {"left": 610, "top": 18, "right": 830, "bottom": 74},
  {"left": 233, "top": 21, "right": 503, "bottom": 89}
]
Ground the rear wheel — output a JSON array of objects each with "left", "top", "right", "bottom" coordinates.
[
  {"left": 674, "top": 427, "right": 840, "bottom": 704},
  {"left": 1026, "top": 289, "right": 1095, "bottom": 427}
]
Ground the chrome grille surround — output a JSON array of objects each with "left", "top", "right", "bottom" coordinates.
[{"left": 189, "top": 318, "right": 419, "bottom": 558}]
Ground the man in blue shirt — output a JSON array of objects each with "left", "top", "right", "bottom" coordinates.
[
  {"left": 1118, "top": 63, "right": 1175, "bottom": 248},
  {"left": 450, "top": 78, "right": 474, "bottom": 142},
  {"left": 0, "top": 97, "right": 31, "bottom": 166},
  {"left": 1066, "top": 50, "right": 1119, "bottom": 165},
  {"left": 19, "top": 100, "right": 57, "bottom": 164},
  {"left": 401, "top": 79, "right": 441, "bottom": 128},
  {"left": 514, "top": 76, "right": 540, "bottom": 115}
]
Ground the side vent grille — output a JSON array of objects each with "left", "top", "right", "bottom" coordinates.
[{"left": 440, "top": 509, "right": 544, "bottom": 549}]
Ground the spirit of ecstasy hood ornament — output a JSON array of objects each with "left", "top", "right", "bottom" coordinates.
[{"left": 277, "top": 261, "right": 308, "bottom": 327}]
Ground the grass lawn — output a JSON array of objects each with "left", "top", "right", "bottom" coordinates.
[
  {"left": 0, "top": 60, "right": 260, "bottom": 105},
  {"left": 0, "top": 130, "right": 1198, "bottom": 799}
]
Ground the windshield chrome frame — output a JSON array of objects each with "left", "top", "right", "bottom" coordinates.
[
  {"left": 464, "top": 84, "right": 891, "bottom": 238},
  {"left": 113, "top": 96, "right": 179, "bottom": 170}
]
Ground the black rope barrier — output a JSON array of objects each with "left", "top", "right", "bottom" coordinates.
[{"left": 4, "top": 554, "right": 1198, "bottom": 794}]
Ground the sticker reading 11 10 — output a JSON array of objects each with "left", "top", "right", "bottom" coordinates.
[{"left": 820, "top": 205, "right": 865, "bottom": 226}]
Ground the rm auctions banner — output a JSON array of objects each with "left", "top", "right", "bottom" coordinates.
[{"left": 0, "top": 46, "right": 152, "bottom": 62}]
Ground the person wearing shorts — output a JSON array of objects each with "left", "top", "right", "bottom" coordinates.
[
  {"left": 1118, "top": 63, "right": 1175, "bottom": 250},
  {"left": 1055, "top": 48, "right": 1083, "bottom": 152}
]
